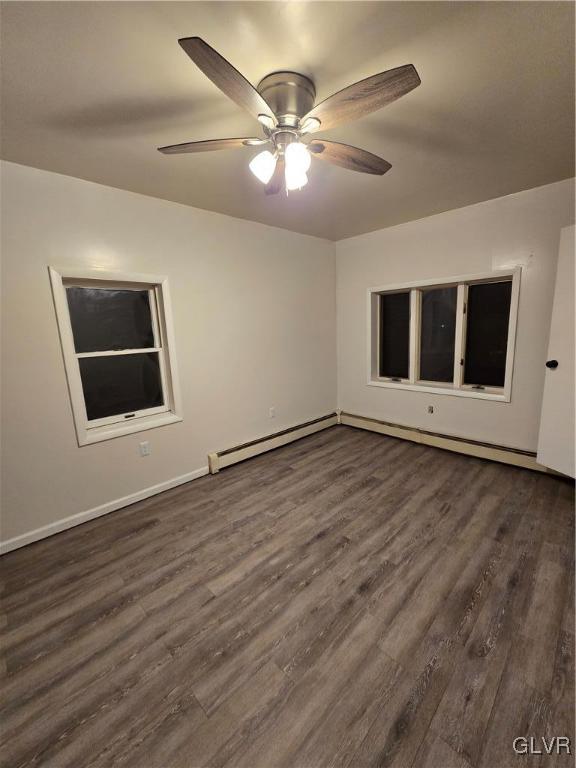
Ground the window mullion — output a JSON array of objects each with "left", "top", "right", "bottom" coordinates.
[
  {"left": 453, "top": 284, "right": 467, "bottom": 388},
  {"left": 408, "top": 290, "right": 420, "bottom": 384}
]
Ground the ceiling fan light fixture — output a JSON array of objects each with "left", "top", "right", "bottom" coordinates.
[
  {"left": 249, "top": 150, "right": 277, "bottom": 184},
  {"left": 163, "top": 38, "right": 420, "bottom": 195},
  {"left": 285, "top": 166, "right": 308, "bottom": 191},
  {"left": 285, "top": 141, "right": 311, "bottom": 175}
]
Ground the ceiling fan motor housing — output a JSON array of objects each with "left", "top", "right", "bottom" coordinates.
[{"left": 257, "top": 72, "right": 316, "bottom": 128}]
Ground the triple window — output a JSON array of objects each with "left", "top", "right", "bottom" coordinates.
[{"left": 369, "top": 269, "right": 520, "bottom": 400}]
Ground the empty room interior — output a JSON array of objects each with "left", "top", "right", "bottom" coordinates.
[{"left": 1, "top": 2, "right": 575, "bottom": 766}]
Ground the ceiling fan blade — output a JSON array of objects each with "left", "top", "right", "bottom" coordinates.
[
  {"left": 308, "top": 141, "right": 391, "bottom": 175},
  {"left": 301, "top": 64, "right": 420, "bottom": 133},
  {"left": 178, "top": 37, "right": 275, "bottom": 123},
  {"left": 265, "top": 156, "right": 285, "bottom": 195},
  {"left": 158, "top": 137, "right": 263, "bottom": 154}
]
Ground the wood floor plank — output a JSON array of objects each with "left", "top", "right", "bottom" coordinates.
[
  {"left": 169, "top": 661, "right": 291, "bottom": 768},
  {"left": 430, "top": 542, "right": 530, "bottom": 765},
  {"left": 351, "top": 631, "right": 464, "bottom": 768},
  {"left": 214, "top": 611, "right": 387, "bottom": 768},
  {"left": 413, "top": 731, "right": 474, "bottom": 768},
  {"left": 0, "top": 426, "right": 573, "bottom": 768},
  {"left": 283, "top": 647, "right": 402, "bottom": 768},
  {"left": 541, "top": 630, "right": 575, "bottom": 768},
  {"left": 519, "top": 543, "right": 570, "bottom": 696}
]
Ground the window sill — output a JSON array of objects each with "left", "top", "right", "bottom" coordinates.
[
  {"left": 367, "top": 379, "right": 510, "bottom": 402},
  {"left": 78, "top": 411, "right": 183, "bottom": 446}
]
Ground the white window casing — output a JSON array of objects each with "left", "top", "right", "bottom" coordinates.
[
  {"left": 49, "top": 267, "right": 183, "bottom": 445},
  {"left": 367, "top": 267, "right": 521, "bottom": 402}
]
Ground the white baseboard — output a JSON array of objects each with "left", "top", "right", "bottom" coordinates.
[
  {"left": 208, "top": 413, "right": 338, "bottom": 473},
  {"left": 340, "top": 412, "right": 553, "bottom": 473},
  {"left": 0, "top": 466, "right": 209, "bottom": 555}
]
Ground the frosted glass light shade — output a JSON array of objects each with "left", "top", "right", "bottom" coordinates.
[
  {"left": 285, "top": 142, "right": 311, "bottom": 174},
  {"left": 285, "top": 166, "right": 308, "bottom": 191},
  {"left": 249, "top": 151, "right": 277, "bottom": 184}
]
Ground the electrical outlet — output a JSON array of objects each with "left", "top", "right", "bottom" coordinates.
[
  {"left": 427, "top": 405, "right": 434, "bottom": 414},
  {"left": 269, "top": 407, "right": 275, "bottom": 418},
  {"left": 139, "top": 441, "right": 151, "bottom": 457}
]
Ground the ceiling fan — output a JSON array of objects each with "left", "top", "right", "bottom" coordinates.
[{"left": 158, "top": 37, "right": 421, "bottom": 194}]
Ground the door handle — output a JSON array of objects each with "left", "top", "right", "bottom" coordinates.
[{"left": 546, "top": 359, "right": 559, "bottom": 369}]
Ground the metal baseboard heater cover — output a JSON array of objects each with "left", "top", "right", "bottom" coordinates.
[
  {"left": 207, "top": 410, "right": 558, "bottom": 476},
  {"left": 339, "top": 411, "right": 556, "bottom": 474},
  {"left": 208, "top": 413, "right": 338, "bottom": 473}
]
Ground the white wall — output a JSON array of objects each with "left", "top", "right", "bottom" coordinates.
[
  {"left": 336, "top": 179, "right": 575, "bottom": 452},
  {"left": 1, "top": 161, "right": 336, "bottom": 544}
]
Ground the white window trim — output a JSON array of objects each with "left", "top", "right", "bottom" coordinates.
[
  {"left": 367, "top": 267, "right": 521, "bottom": 402},
  {"left": 49, "top": 267, "right": 183, "bottom": 445}
]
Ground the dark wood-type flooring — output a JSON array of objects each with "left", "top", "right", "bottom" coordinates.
[{"left": 1, "top": 426, "right": 574, "bottom": 768}]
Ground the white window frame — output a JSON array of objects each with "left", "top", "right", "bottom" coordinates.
[
  {"left": 49, "top": 267, "right": 183, "bottom": 445},
  {"left": 367, "top": 267, "right": 521, "bottom": 402}
]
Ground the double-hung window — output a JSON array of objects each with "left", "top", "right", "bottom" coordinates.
[
  {"left": 50, "top": 268, "right": 182, "bottom": 445},
  {"left": 368, "top": 268, "right": 520, "bottom": 401}
]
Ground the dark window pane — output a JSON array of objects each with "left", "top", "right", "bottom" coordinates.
[
  {"left": 79, "top": 353, "right": 163, "bottom": 421},
  {"left": 419, "top": 287, "right": 457, "bottom": 382},
  {"left": 379, "top": 292, "right": 410, "bottom": 379},
  {"left": 464, "top": 281, "right": 512, "bottom": 387},
  {"left": 66, "top": 287, "right": 154, "bottom": 353}
]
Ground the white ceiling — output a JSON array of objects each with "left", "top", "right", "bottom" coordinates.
[{"left": 1, "top": 1, "right": 574, "bottom": 240}]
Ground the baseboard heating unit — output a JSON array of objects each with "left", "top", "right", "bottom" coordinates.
[
  {"left": 339, "top": 411, "right": 554, "bottom": 473},
  {"left": 208, "top": 412, "right": 338, "bottom": 474}
]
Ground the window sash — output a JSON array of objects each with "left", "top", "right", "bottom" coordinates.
[
  {"left": 369, "top": 269, "right": 520, "bottom": 401},
  {"left": 412, "top": 284, "right": 466, "bottom": 387},
  {"left": 63, "top": 282, "right": 170, "bottom": 428},
  {"left": 378, "top": 291, "right": 411, "bottom": 380},
  {"left": 65, "top": 282, "right": 162, "bottom": 352},
  {"left": 86, "top": 402, "right": 169, "bottom": 429},
  {"left": 462, "top": 280, "right": 513, "bottom": 388},
  {"left": 416, "top": 286, "right": 458, "bottom": 384}
]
